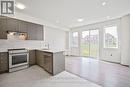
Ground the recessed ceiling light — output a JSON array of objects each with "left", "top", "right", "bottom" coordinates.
[
  {"left": 107, "top": 16, "right": 110, "bottom": 19},
  {"left": 16, "top": 3, "right": 26, "bottom": 10},
  {"left": 102, "top": 2, "right": 106, "bottom": 6},
  {"left": 56, "top": 20, "right": 60, "bottom": 23},
  {"left": 77, "top": 18, "right": 84, "bottom": 22}
]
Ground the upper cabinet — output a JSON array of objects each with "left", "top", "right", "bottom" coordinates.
[
  {"left": 27, "top": 22, "right": 44, "bottom": 40},
  {"left": 27, "top": 22, "right": 37, "bottom": 40},
  {"left": 0, "top": 16, "right": 7, "bottom": 39},
  {"left": 18, "top": 20, "right": 28, "bottom": 33},
  {"left": 6, "top": 17, "right": 19, "bottom": 32},
  {"left": 0, "top": 16, "right": 44, "bottom": 40},
  {"left": 35, "top": 24, "right": 44, "bottom": 40}
]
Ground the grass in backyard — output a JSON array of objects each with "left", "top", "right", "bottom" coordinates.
[{"left": 81, "top": 43, "right": 99, "bottom": 57}]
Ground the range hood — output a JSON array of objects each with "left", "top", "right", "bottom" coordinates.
[{"left": 7, "top": 31, "right": 27, "bottom": 40}]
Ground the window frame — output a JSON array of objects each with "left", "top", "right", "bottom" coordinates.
[
  {"left": 71, "top": 32, "right": 79, "bottom": 48},
  {"left": 103, "top": 25, "right": 119, "bottom": 49}
]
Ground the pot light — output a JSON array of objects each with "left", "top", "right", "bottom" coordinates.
[
  {"left": 102, "top": 2, "right": 106, "bottom": 6},
  {"left": 107, "top": 16, "right": 110, "bottom": 19},
  {"left": 56, "top": 20, "right": 60, "bottom": 23},
  {"left": 77, "top": 18, "right": 84, "bottom": 22},
  {"left": 16, "top": 3, "right": 26, "bottom": 10}
]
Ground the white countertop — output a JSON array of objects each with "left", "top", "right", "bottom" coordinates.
[
  {"left": 35, "top": 49, "right": 64, "bottom": 53},
  {"left": 0, "top": 48, "right": 64, "bottom": 53},
  {"left": 0, "top": 49, "right": 8, "bottom": 53}
]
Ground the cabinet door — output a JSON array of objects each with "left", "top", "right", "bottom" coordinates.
[
  {"left": 0, "top": 52, "right": 8, "bottom": 73},
  {"left": 43, "top": 52, "right": 53, "bottom": 74},
  {"left": 0, "top": 16, "right": 7, "bottom": 39},
  {"left": 6, "top": 17, "right": 19, "bottom": 32},
  {"left": 36, "top": 51, "right": 43, "bottom": 66},
  {"left": 18, "top": 20, "right": 28, "bottom": 33},
  {"left": 27, "top": 23, "right": 44, "bottom": 40},
  {"left": 27, "top": 22, "right": 37, "bottom": 40},
  {"left": 36, "top": 50, "right": 40, "bottom": 65},
  {"left": 36, "top": 25, "right": 43, "bottom": 40},
  {"left": 29, "top": 50, "right": 36, "bottom": 66},
  {"left": 36, "top": 51, "right": 45, "bottom": 68}
]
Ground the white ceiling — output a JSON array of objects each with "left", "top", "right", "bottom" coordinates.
[{"left": 15, "top": 0, "right": 130, "bottom": 28}]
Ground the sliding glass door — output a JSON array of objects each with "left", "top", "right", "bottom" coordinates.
[
  {"left": 81, "top": 31, "right": 90, "bottom": 56},
  {"left": 90, "top": 30, "right": 99, "bottom": 58},
  {"left": 81, "top": 29, "right": 99, "bottom": 58}
]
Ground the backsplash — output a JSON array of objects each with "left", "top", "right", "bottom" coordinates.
[{"left": 0, "top": 40, "right": 46, "bottom": 52}]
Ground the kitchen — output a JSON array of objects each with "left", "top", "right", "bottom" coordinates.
[{"left": 0, "top": 16, "right": 65, "bottom": 75}]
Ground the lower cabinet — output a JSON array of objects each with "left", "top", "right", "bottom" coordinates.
[
  {"left": 36, "top": 50, "right": 53, "bottom": 74},
  {"left": 0, "top": 51, "right": 65, "bottom": 75},
  {"left": 29, "top": 50, "right": 36, "bottom": 66},
  {"left": 36, "top": 50, "right": 44, "bottom": 67},
  {"left": 0, "top": 52, "right": 8, "bottom": 73},
  {"left": 43, "top": 52, "right": 53, "bottom": 74}
]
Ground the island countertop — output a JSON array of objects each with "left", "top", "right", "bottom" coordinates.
[{"left": 36, "top": 49, "right": 64, "bottom": 53}]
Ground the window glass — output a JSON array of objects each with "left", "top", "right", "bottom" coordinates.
[
  {"left": 104, "top": 26, "right": 118, "bottom": 48},
  {"left": 72, "top": 32, "right": 78, "bottom": 47}
]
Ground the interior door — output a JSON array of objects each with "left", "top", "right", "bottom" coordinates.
[{"left": 81, "top": 31, "right": 90, "bottom": 57}]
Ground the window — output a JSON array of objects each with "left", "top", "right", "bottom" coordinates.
[
  {"left": 104, "top": 26, "right": 118, "bottom": 48},
  {"left": 72, "top": 32, "right": 78, "bottom": 47}
]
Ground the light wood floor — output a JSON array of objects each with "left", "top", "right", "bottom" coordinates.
[
  {"left": 0, "top": 66, "right": 101, "bottom": 87},
  {"left": 65, "top": 56, "right": 130, "bottom": 87}
]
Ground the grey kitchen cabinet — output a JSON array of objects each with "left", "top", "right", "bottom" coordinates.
[
  {"left": 18, "top": 20, "right": 28, "bottom": 33},
  {"left": 0, "top": 52, "right": 8, "bottom": 73},
  {"left": 36, "top": 50, "right": 53, "bottom": 74},
  {"left": 6, "top": 17, "right": 19, "bottom": 32},
  {"left": 29, "top": 50, "right": 36, "bottom": 66},
  {"left": 27, "top": 23, "right": 43, "bottom": 40},
  {"left": 36, "top": 50, "right": 65, "bottom": 75},
  {"left": 36, "top": 25, "right": 44, "bottom": 40},
  {"left": 0, "top": 16, "right": 7, "bottom": 39},
  {"left": 27, "top": 22, "right": 37, "bottom": 40},
  {"left": 0, "top": 16, "right": 44, "bottom": 40},
  {"left": 36, "top": 50, "right": 44, "bottom": 67},
  {"left": 43, "top": 52, "right": 53, "bottom": 74}
]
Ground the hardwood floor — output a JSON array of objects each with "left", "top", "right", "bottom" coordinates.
[{"left": 65, "top": 56, "right": 130, "bottom": 87}]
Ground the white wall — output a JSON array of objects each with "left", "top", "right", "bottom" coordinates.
[
  {"left": 120, "top": 14, "right": 130, "bottom": 65},
  {"left": 70, "top": 18, "right": 121, "bottom": 63},
  {"left": 44, "top": 26, "right": 67, "bottom": 51},
  {"left": 100, "top": 19, "right": 121, "bottom": 63}
]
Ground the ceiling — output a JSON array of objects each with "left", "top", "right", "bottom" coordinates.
[{"left": 15, "top": 0, "right": 130, "bottom": 28}]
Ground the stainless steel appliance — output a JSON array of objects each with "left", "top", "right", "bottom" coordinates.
[{"left": 8, "top": 49, "right": 29, "bottom": 72}]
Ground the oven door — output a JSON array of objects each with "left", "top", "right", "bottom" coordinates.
[{"left": 9, "top": 53, "right": 29, "bottom": 68}]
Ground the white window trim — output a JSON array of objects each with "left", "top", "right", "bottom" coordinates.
[
  {"left": 71, "top": 32, "right": 79, "bottom": 48},
  {"left": 103, "top": 25, "right": 119, "bottom": 49}
]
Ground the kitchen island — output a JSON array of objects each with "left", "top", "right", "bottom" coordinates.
[{"left": 36, "top": 49, "right": 65, "bottom": 75}]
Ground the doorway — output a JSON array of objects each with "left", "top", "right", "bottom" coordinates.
[{"left": 80, "top": 29, "right": 99, "bottom": 59}]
